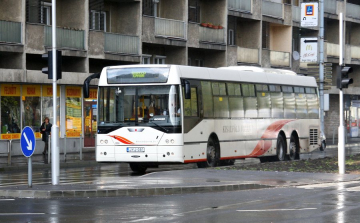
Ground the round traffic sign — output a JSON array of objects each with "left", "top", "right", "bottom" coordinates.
[{"left": 20, "top": 126, "right": 36, "bottom": 157}]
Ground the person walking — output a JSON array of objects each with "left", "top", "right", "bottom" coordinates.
[{"left": 40, "top": 117, "right": 52, "bottom": 155}]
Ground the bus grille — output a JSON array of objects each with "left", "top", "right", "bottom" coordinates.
[{"left": 309, "top": 129, "right": 318, "bottom": 145}]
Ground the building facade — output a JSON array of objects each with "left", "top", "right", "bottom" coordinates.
[{"left": 0, "top": 0, "right": 359, "bottom": 154}]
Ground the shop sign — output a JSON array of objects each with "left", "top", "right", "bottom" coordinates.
[
  {"left": 42, "top": 85, "right": 60, "bottom": 97},
  {"left": 1, "top": 84, "right": 20, "bottom": 96},
  {"left": 66, "top": 87, "right": 82, "bottom": 98}
]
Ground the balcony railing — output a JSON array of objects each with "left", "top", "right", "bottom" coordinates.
[
  {"left": 104, "top": 33, "right": 139, "bottom": 55},
  {"left": 347, "top": 3, "right": 360, "bottom": 19},
  {"left": 45, "top": 26, "right": 85, "bottom": 50},
  {"left": 292, "top": 6, "right": 300, "bottom": 22},
  {"left": 0, "top": 20, "right": 21, "bottom": 43},
  {"left": 324, "top": 0, "right": 337, "bottom": 14},
  {"left": 237, "top": 47, "right": 259, "bottom": 64},
  {"left": 155, "top": 17, "right": 186, "bottom": 39},
  {"left": 270, "top": 51, "right": 290, "bottom": 67},
  {"left": 262, "top": 0, "right": 283, "bottom": 19},
  {"left": 350, "top": 45, "right": 360, "bottom": 60},
  {"left": 199, "top": 26, "right": 225, "bottom": 44},
  {"left": 228, "top": 0, "right": 251, "bottom": 12},
  {"left": 327, "top": 43, "right": 339, "bottom": 57}
]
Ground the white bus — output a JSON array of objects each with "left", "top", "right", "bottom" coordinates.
[{"left": 83, "top": 65, "right": 323, "bottom": 173}]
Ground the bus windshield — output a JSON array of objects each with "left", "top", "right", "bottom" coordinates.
[{"left": 98, "top": 85, "right": 181, "bottom": 133}]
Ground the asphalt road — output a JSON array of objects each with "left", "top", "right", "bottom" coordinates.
[{"left": 1, "top": 180, "right": 360, "bottom": 223}]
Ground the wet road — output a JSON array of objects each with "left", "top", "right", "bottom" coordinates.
[{"left": 1, "top": 180, "right": 360, "bottom": 222}]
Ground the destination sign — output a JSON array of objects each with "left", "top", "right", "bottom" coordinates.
[{"left": 107, "top": 67, "right": 170, "bottom": 84}]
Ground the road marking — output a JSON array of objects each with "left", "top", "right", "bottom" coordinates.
[
  {"left": 128, "top": 217, "right": 157, "bottom": 222},
  {"left": 237, "top": 208, "right": 317, "bottom": 212},
  {"left": 297, "top": 181, "right": 358, "bottom": 189},
  {"left": 0, "top": 199, "right": 15, "bottom": 201},
  {"left": 0, "top": 213, "right": 45, "bottom": 215},
  {"left": 346, "top": 186, "right": 360, "bottom": 192}
]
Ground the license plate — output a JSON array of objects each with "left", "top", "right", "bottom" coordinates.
[{"left": 127, "top": 147, "right": 145, "bottom": 152}]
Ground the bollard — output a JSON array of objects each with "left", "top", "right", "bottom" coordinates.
[
  {"left": 64, "top": 133, "right": 67, "bottom": 162},
  {"left": 48, "top": 135, "right": 51, "bottom": 163},
  {"left": 80, "top": 134, "right": 83, "bottom": 160},
  {"left": 7, "top": 140, "right": 12, "bottom": 165}
]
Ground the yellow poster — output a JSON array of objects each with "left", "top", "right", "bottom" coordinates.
[
  {"left": 66, "top": 86, "right": 82, "bottom": 98},
  {"left": 1, "top": 133, "right": 21, "bottom": 140},
  {"left": 89, "top": 88, "right": 97, "bottom": 99},
  {"left": 1, "top": 84, "right": 20, "bottom": 96},
  {"left": 23, "top": 85, "right": 41, "bottom": 97}
]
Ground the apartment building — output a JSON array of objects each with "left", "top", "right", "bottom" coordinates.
[{"left": 0, "top": 0, "right": 359, "bottom": 154}]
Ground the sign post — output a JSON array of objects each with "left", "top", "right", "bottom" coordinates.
[{"left": 20, "top": 126, "right": 36, "bottom": 188}]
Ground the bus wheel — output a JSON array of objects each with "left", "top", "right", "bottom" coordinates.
[
  {"left": 197, "top": 138, "right": 219, "bottom": 168},
  {"left": 289, "top": 135, "right": 299, "bottom": 160},
  {"left": 276, "top": 135, "right": 286, "bottom": 161},
  {"left": 129, "top": 163, "right": 147, "bottom": 174},
  {"left": 320, "top": 140, "right": 326, "bottom": 151}
]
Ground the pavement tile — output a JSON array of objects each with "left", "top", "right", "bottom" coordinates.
[{"left": 50, "top": 191, "right": 63, "bottom": 198}]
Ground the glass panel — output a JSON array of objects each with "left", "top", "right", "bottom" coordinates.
[
  {"left": 269, "top": 85, "right": 281, "bottom": 92},
  {"left": 66, "top": 87, "right": 82, "bottom": 137},
  {"left": 84, "top": 88, "right": 97, "bottom": 147},
  {"left": 271, "top": 92, "right": 284, "bottom": 118},
  {"left": 307, "top": 93, "right": 319, "bottom": 119},
  {"left": 244, "top": 97, "right": 257, "bottom": 118},
  {"left": 98, "top": 85, "right": 182, "bottom": 134},
  {"left": 282, "top": 86, "right": 293, "bottom": 93},
  {"left": 107, "top": 67, "right": 170, "bottom": 84},
  {"left": 201, "top": 81, "right": 213, "bottom": 117},
  {"left": 284, "top": 93, "right": 296, "bottom": 118},
  {"left": 229, "top": 97, "right": 244, "bottom": 118},
  {"left": 242, "top": 84, "right": 255, "bottom": 97},
  {"left": 41, "top": 85, "right": 60, "bottom": 127},
  {"left": 183, "top": 87, "right": 198, "bottom": 117},
  {"left": 227, "top": 83, "right": 241, "bottom": 96},
  {"left": 1, "top": 84, "right": 21, "bottom": 140},
  {"left": 212, "top": 82, "right": 220, "bottom": 95},
  {"left": 23, "top": 97, "right": 41, "bottom": 132},
  {"left": 295, "top": 93, "right": 307, "bottom": 119},
  {"left": 213, "top": 96, "right": 229, "bottom": 118}
]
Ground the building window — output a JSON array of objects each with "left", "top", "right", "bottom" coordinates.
[
  {"left": 143, "top": 0, "right": 155, "bottom": 16},
  {"left": 228, "top": 29, "right": 235, "bottom": 46},
  {"left": 188, "top": 58, "right": 191, "bottom": 66},
  {"left": 41, "top": 1, "right": 51, "bottom": 25},
  {"left": 154, "top": 56, "right": 166, "bottom": 64},
  {"left": 90, "top": 10, "right": 106, "bottom": 31},
  {"left": 262, "top": 22, "right": 270, "bottom": 49},
  {"left": 188, "top": 0, "right": 200, "bottom": 23},
  {"left": 142, "top": 55, "right": 152, "bottom": 64}
]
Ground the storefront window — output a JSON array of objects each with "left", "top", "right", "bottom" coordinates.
[
  {"left": 42, "top": 85, "right": 60, "bottom": 126},
  {"left": 1, "top": 84, "right": 21, "bottom": 140},
  {"left": 66, "top": 86, "right": 82, "bottom": 137},
  {"left": 22, "top": 85, "right": 41, "bottom": 138}
]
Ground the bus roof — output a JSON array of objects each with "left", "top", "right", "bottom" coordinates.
[{"left": 99, "top": 65, "right": 317, "bottom": 88}]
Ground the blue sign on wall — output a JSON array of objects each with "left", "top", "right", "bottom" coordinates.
[{"left": 20, "top": 126, "right": 36, "bottom": 157}]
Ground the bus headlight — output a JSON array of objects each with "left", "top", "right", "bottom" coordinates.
[
  {"left": 165, "top": 139, "right": 169, "bottom": 144},
  {"left": 100, "top": 140, "right": 104, "bottom": 144},
  {"left": 104, "top": 140, "right": 108, "bottom": 144},
  {"left": 171, "top": 139, "right": 175, "bottom": 144}
]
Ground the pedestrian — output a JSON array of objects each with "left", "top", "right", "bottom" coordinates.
[{"left": 40, "top": 117, "right": 52, "bottom": 155}]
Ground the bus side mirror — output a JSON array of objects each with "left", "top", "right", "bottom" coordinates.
[
  {"left": 184, "top": 80, "right": 191, "bottom": 99},
  {"left": 83, "top": 81, "right": 89, "bottom": 98}
]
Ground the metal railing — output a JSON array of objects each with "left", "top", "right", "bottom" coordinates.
[
  {"left": 104, "top": 33, "right": 139, "bottom": 55},
  {"left": 45, "top": 26, "right": 85, "bottom": 50},
  {"left": 262, "top": 0, "right": 283, "bottom": 18},
  {"left": 347, "top": 3, "right": 360, "bottom": 19},
  {"left": 270, "top": 50, "right": 290, "bottom": 67},
  {"left": 350, "top": 45, "right": 360, "bottom": 60},
  {"left": 199, "top": 26, "right": 225, "bottom": 44},
  {"left": 0, "top": 20, "right": 22, "bottom": 43},
  {"left": 324, "top": 0, "right": 337, "bottom": 14},
  {"left": 155, "top": 17, "right": 186, "bottom": 39},
  {"left": 228, "top": 0, "right": 251, "bottom": 12},
  {"left": 292, "top": 6, "right": 300, "bottom": 22},
  {"left": 327, "top": 43, "right": 340, "bottom": 57},
  {"left": 237, "top": 47, "right": 259, "bottom": 64}
]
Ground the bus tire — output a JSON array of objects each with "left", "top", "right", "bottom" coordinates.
[
  {"left": 129, "top": 163, "right": 147, "bottom": 173},
  {"left": 197, "top": 137, "right": 220, "bottom": 168},
  {"left": 276, "top": 135, "right": 286, "bottom": 161},
  {"left": 289, "top": 134, "right": 300, "bottom": 160},
  {"left": 320, "top": 140, "right": 326, "bottom": 151}
]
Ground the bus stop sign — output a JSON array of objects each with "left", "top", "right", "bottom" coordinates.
[{"left": 20, "top": 126, "right": 36, "bottom": 157}]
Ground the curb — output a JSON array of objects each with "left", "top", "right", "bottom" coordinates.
[
  {"left": 0, "top": 183, "right": 273, "bottom": 199},
  {"left": 326, "top": 143, "right": 360, "bottom": 149}
]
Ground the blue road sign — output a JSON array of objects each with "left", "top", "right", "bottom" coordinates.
[{"left": 21, "top": 126, "right": 36, "bottom": 157}]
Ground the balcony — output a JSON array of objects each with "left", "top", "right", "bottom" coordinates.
[
  {"left": 327, "top": 43, "right": 339, "bottom": 57},
  {"left": 155, "top": 17, "right": 186, "bottom": 40},
  {"left": 292, "top": 6, "right": 300, "bottom": 22},
  {"left": 0, "top": 20, "right": 21, "bottom": 44},
  {"left": 237, "top": 47, "right": 259, "bottom": 64},
  {"left": 199, "top": 27, "right": 225, "bottom": 44},
  {"left": 270, "top": 50, "right": 290, "bottom": 67},
  {"left": 347, "top": 3, "right": 360, "bottom": 20},
  {"left": 324, "top": 0, "right": 337, "bottom": 14},
  {"left": 45, "top": 26, "right": 85, "bottom": 50},
  {"left": 228, "top": 0, "right": 251, "bottom": 12},
  {"left": 104, "top": 33, "right": 139, "bottom": 55},
  {"left": 262, "top": 0, "right": 283, "bottom": 19},
  {"left": 350, "top": 45, "right": 360, "bottom": 60}
]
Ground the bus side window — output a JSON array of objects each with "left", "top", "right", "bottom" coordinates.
[
  {"left": 183, "top": 87, "right": 198, "bottom": 117},
  {"left": 256, "top": 84, "right": 271, "bottom": 118},
  {"left": 306, "top": 87, "right": 319, "bottom": 119},
  {"left": 242, "top": 84, "right": 257, "bottom": 118},
  {"left": 201, "top": 81, "right": 213, "bottom": 117},
  {"left": 295, "top": 87, "right": 308, "bottom": 119},
  {"left": 213, "top": 82, "right": 229, "bottom": 118},
  {"left": 283, "top": 86, "right": 296, "bottom": 119},
  {"left": 227, "top": 83, "right": 244, "bottom": 118},
  {"left": 269, "top": 85, "right": 283, "bottom": 118}
]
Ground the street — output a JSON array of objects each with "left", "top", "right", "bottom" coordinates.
[{"left": 1, "top": 181, "right": 360, "bottom": 223}]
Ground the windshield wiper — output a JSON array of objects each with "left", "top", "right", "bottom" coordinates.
[{"left": 149, "top": 119, "right": 169, "bottom": 133}]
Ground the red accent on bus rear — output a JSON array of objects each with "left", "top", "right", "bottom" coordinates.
[
  {"left": 109, "top": 135, "right": 134, "bottom": 144},
  {"left": 184, "top": 159, "right": 207, "bottom": 163}
]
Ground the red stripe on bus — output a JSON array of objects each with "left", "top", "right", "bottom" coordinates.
[
  {"left": 184, "top": 159, "right": 207, "bottom": 163},
  {"left": 109, "top": 135, "right": 134, "bottom": 145},
  {"left": 248, "top": 119, "right": 294, "bottom": 157}
]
